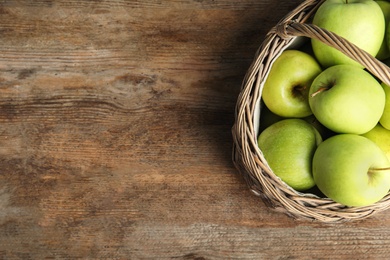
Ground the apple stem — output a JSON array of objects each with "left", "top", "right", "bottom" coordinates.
[
  {"left": 310, "top": 87, "right": 329, "bottom": 98},
  {"left": 368, "top": 167, "right": 390, "bottom": 174}
]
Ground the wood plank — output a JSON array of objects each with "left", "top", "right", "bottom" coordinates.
[{"left": 1, "top": 0, "right": 390, "bottom": 259}]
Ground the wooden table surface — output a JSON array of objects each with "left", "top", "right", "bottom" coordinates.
[{"left": 2, "top": 0, "right": 390, "bottom": 259}]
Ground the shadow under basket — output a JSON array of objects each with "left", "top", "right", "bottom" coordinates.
[{"left": 232, "top": 0, "right": 390, "bottom": 223}]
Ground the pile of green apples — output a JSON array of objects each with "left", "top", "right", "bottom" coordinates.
[{"left": 257, "top": 0, "right": 390, "bottom": 207}]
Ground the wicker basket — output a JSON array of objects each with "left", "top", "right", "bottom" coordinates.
[{"left": 232, "top": 0, "right": 390, "bottom": 223}]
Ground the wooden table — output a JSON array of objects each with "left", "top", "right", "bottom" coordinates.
[{"left": 1, "top": 0, "right": 390, "bottom": 259}]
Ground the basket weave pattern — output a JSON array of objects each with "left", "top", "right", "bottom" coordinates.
[{"left": 232, "top": 0, "right": 390, "bottom": 223}]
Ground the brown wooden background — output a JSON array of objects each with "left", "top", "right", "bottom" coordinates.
[{"left": 1, "top": 0, "right": 390, "bottom": 259}]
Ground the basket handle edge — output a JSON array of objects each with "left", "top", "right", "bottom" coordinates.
[{"left": 275, "top": 21, "right": 390, "bottom": 86}]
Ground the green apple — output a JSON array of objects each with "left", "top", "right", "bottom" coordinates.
[
  {"left": 309, "top": 64, "right": 385, "bottom": 134},
  {"left": 258, "top": 118, "right": 322, "bottom": 191},
  {"left": 376, "top": 0, "right": 390, "bottom": 60},
  {"left": 312, "top": 0, "right": 385, "bottom": 68},
  {"left": 313, "top": 134, "right": 390, "bottom": 207},
  {"left": 380, "top": 83, "right": 390, "bottom": 130},
  {"left": 362, "top": 124, "right": 390, "bottom": 161},
  {"left": 262, "top": 50, "right": 322, "bottom": 118}
]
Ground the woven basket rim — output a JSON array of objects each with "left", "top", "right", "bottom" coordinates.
[{"left": 232, "top": 0, "right": 390, "bottom": 223}]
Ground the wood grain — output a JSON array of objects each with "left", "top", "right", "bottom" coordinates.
[{"left": 1, "top": 0, "right": 390, "bottom": 259}]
